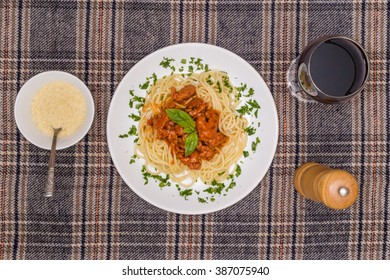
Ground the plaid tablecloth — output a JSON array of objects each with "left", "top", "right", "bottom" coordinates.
[{"left": 1, "top": 0, "right": 389, "bottom": 260}]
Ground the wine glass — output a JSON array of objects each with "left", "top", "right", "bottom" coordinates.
[{"left": 287, "top": 35, "right": 369, "bottom": 104}]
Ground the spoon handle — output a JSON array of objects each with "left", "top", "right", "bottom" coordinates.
[
  {"left": 45, "top": 168, "right": 55, "bottom": 197},
  {"left": 44, "top": 128, "right": 61, "bottom": 197}
]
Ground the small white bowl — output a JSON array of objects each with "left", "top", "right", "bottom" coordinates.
[{"left": 14, "top": 71, "right": 95, "bottom": 150}]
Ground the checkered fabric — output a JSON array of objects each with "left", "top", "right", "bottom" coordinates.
[{"left": 1, "top": 0, "right": 389, "bottom": 260}]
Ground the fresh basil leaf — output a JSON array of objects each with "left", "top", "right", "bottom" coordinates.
[
  {"left": 166, "top": 109, "right": 195, "bottom": 131},
  {"left": 185, "top": 131, "right": 198, "bottom": 156},
  {"left": 183, "top": 127, "right": 194, "bottom": 134},
  {"left": 166, "top": 109, "right": 198, "bottom": 156}
]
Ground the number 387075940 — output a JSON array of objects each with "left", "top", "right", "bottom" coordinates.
[{"left": 215, "top": 266, "right": 269, "bottom": 276}]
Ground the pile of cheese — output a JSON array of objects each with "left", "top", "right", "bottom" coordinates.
[{"left": 32, "top": 81, "right": 87, "bottom": 137}]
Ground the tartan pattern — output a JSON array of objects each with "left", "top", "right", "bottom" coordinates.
[{"left": 0, "top": 0, "right": 389, "bottom": 260}]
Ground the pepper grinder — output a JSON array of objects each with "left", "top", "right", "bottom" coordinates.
[{"left": 293, "top": 162, "right": 359, "bottom": 209}]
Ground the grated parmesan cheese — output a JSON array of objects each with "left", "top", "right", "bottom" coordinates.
[{"left": 31, "top": 81, "right": 87, "bottom": 137}]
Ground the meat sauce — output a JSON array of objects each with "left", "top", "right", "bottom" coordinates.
[{"left": 147, "top": 85, "right": 229, "bottom": 170}]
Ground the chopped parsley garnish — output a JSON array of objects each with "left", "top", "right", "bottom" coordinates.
[
  {"left": 141, "top": 166, "right": 150, "bottom": 184},
  {"left": 245, "top": 126, "right": 256, "bottom": 136},
  {"left": 222, "top": 76, "right": 233, "bottom": 92},
  {"left": 129, "top": 113, "right": 140, "bottom": 121},
  {"left": 128, "top": 125, "right": 137, "bottom": 136},
  {"left": 181, "top": 59, "right": 187, "bottom": 64},
  {"left": 203, "top": 180, "right": 226, "bottom": 195},
  {"left": 251, "top": 137, "right": 261, "bottom": 152},
  {"left": 204, "top": 186, "right": 223, "bottom": 195},
  {"left": 206, "top": 75, "right": 213, "bottom": 85},
  {"left": 212, "top": 179, "right": 225, "bottom": 187},
  {"left": 244, "top": 87, "right": 255, "bottom": 97},
  {"left": 243, "top": 151, "right": 249, "bottom": 158},
  {"left": 119, "top": 125, "right": 137, "bottom": 138},
  {"left": 129, "top": 95, "right": 145, "bottom": 108},
  {"left": 235, "top": 165, "right": 242, "bottom": 177},
  {"left": 237, "top": 105, "right": 250, "bottom": 116},
  {"left": 150, "top": 73, "right": 158, "bottom": 85},
  {"left": 139, "top": 73, "right": 158, "bottom": 90},
  {"left": 236, "top": 83, "right": 247, "bottom": 93},
  {"left": 225, "top": 181, "right": 236, "bottom": 192},
  {"left": 160, "top": 57, "right": 175, "bottom": 71},
  {"left": 198, "top": 197, "right": 207, "bottom": 204},
  {"left": 237, "top": 99, "right": 261, "bottom": 117},
  {"left": 247, "top": 99, "right": 260, "bottom": 109},
  {"left": 216, "top": 81, "right": 222, "bottom": 93},
  {"left": 180, "top": 189, "right": 193, "bottom": 200},
  {"left": 132, "top": 96, "right": 144, "bottom": 105},
  {"left": 129, "top": 155, "right": 137, "bottom": 164},
  {"left": 186, "top": 57, "right": 209, "bottom": 72},
  {"left": 194, "top": 58, "right": 204, "bottom": 70},
  {"left": 139, "top": 80, "right": 149, "bottom": 90},
  {"left": 141, "top": 166, "right": 171, "bottom": 188}
]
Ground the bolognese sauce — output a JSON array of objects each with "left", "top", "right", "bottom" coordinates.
[{"left": 147, "top": 85, "right": 229, "bottom": 170}]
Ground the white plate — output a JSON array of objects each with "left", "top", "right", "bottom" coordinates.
[
  {"left": 107, "top": 43, "right": 278, "bottom": 214},
  {"left": 14, "top": 71, "right": 95, "bottom": 150}
]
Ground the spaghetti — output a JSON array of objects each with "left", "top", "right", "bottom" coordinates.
[{"left": 136, "top": 70, "right": 248, "bottom": 187}]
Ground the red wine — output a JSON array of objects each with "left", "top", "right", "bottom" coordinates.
[{"left": 309, "top": 38, "right": 368, "bottom": 97}]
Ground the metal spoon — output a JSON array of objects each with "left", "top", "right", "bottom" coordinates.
[{"left": 44, "top": 127, "right": 62, "bottom": 197}]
